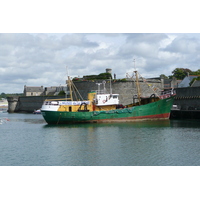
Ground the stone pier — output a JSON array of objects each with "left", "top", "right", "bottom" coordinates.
[
  {"left": 7, "top": 97, "right": 19, "bottom": 113},
  {"left": 7, "top": 96, "right": 65, "bottom": 113}
]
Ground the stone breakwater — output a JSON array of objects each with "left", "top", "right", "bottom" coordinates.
[{"left": 7, "top": 96, "right": 65, "bottom": 113}]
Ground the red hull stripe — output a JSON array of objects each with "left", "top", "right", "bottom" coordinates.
[{"left": 94, "top": 113, "right": 170, "bottom": 122}]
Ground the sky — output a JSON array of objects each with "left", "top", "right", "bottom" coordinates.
[
  {"left": 1, "top": 0, "right": 200, "bottom": 94},
  {"left": 1, "top": 33, "right": 200, "bottom": 93}
]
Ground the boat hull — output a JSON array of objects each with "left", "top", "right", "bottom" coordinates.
[{"left": 41, "top": 97, "right": 174, "bottom": 124}]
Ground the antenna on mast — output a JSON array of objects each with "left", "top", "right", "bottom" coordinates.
[
  {"left": 132, "top": 59, "right": 141, "bottom": 105},
  {"left": 133, "top": 58, "right": 136, "bottom": 71}
]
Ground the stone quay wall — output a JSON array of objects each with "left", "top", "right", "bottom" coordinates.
[
  {"left": 7, "top": 96, "right": 65, "bottom": 113},
  {"left": 73, "top": 80, "right": 163, "bottom": 105}
]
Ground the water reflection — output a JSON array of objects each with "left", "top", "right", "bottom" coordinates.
[
  {"left": 43, "top": 119, "right": 171, "bottom": 129},
  {"left": 2, "top": 112, "right": 200, "bottom": 165},
  {"left": 40, "top": 119, "right": 200, "bottom": 165},
  {"left": 170, "top": 119, "right": 200, "bottom": 128},
  {"left": 40, "top": 120, "right": 173, "bottom": 165}
]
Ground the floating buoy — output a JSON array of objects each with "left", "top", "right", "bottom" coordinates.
[{"left": 0, "top": 118, "right": 10, "bottom": 124}]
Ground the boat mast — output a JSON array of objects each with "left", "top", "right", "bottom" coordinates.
[
  {"left": 134, "top": 71, "right": 141, "bottom": 105},
  {"left": 133, "top": 59, "right": 141, "bottom": 105},
  {"left": 67, "top": 76, "right": 73, "bottom": 101},
  {"left": 109, "top": 77, "right": 112, "bottom": 94}
]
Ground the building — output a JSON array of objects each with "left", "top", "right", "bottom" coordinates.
[
  {"left": 163, "top": 77, "right": 180, "bottom": 90},
  {"left": 191, "top": 80, "right": 200, "bottom": 87},
  {"left": 178, "top": 75, "right": 198, "bottom": 88},
  {"left": 43, "top": 87, "right": 57, "bottom": 96},
  {"left": 23, "top": 85, "right": 44, "bottom": 96},
  {"left": 23, "top": 85, "right": 67, "bottom": 96}
]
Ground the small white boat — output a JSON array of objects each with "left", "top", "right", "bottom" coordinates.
[{"left": 33, "top": 109, "right": 41, "bottom": 114}]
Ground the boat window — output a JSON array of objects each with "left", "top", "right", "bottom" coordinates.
[
  {"left": 69, "top": 106, "right": 72, "bottom": 112},
  {"left": 44, "top": 101, "right": 59, "bottom": 105},
  {"left": 51, "top": 101, "right": 59, "bottom": 105},
  {"left": 45, "top": 101, "right": 50, "bottom": 105},
  {"left": 113, "top": 95, "right": 118, "bottom": 99}
]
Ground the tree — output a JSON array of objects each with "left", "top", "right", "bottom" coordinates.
[
  {"left": 0, "top": 93, "right": 6, "bottom": 98},
  {"left": 172, "top": 68, "right": 192, "bottom": 80},
  {"left": 160, "top": 74, "right": 169, "bottom": 79},
  {"left": 97, "top": 73, "right": 112, "bottom": 79},
  {"left": 190, "top": 69, "right": 200, "bottom": 75},
  {"left": 58, "top": 91, "right": 66, "bottom": 96}
]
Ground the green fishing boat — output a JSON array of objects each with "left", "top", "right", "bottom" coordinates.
[{"left": 41, "top": 71, "right": 174, "bottom": 124}]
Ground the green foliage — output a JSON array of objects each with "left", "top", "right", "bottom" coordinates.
[
  {"left": 117, "top": 78, "right": 127, "bottom": 82},
  {"left": 172, "top": 68, "right": 192, "bottom": 80},
  {"left": 83, "top": 75, "right": 98, "bottom": 80},
  {"left": 76, "top": 73, "right": 113, "bottom": 81},
  {"left": 0, "top": 93, "right": 23, "bottom": 98},
  {"left": 168, "top": 75, "right": 173, "bottom": 79},
  {"left": 58, "top": 91, "right": 66, "bottom": 96},
  {"left": 190, "top": 69, "right": 200, "bottom": 75},
  {"left": 160, "top": 74, "right": 169, "bottom": 79},
  {"left": 72, "top": 77, "right": 81, "bottom": 81},
  {"left": 161, "top": 68, "right": 200, "bottom": 80},
  {"left": 0, "top": 93, "right": 6, "bottom": 98},
  {"left": 96, "top": 73, "right": 112, "bottom": 79}
]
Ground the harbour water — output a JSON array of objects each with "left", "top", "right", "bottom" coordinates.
[{"left": 1, "top": 112, "right": 200, "bottom": 166}]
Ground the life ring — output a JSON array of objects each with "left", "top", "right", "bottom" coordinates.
[
  {"left": 103, "top": 100, "right": 106, "bottom": 103},
  {"left": 150, "top": 94, "right": 156, "bottom": 98}
]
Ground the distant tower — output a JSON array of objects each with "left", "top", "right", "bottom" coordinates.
[{"left": 106, "top": 68, "right": 112, "bottom": 74}]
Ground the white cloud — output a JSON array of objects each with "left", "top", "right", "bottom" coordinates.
[
  {"left": 1, "top": 33, "right": 200, "bottom": 93},
  {"left": 164, "top": 36, "right": 200, "bottom": 54}
]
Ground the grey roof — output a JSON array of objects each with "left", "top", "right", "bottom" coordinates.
[
  {"left": 188, "top": 76, "right": 198, "bottom": 81},
  {"left": 178, "top": 75, "right": 198, "bottom": 88},
  {"left": 191, "top": 80, "right": 200, "bottom": 87},
  {"left": 45, "top": 87, "right": 57, "bottom": 92},
  {"left": 25, "top": 86, "right": 44, "bottom": 92}
]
